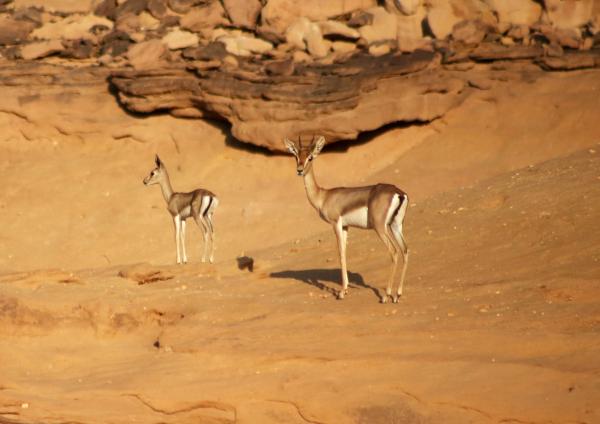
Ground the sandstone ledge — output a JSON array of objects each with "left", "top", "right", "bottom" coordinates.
[{"left": 111, "top": 50, "right": 469, "bottom": 150}]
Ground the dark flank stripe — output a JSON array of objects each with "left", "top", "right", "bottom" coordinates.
[
  {"left": 203, "top": 195, "right": 213, "bottom": 216},
  {"left": 388, "top": 194, "right": 405, "bottom": 225}
]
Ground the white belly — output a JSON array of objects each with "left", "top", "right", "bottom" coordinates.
[{"left": 342, "top": 206, "right": 369, "bottom": 228}]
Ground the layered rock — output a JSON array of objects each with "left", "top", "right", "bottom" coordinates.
[
  {"left": 0, "top": 0, "right": 599, "bottom": 150},
  {"left": 111, "top": 50, "right": 468, "bottom": 150}
]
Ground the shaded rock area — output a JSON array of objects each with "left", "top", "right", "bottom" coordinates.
[
  {"left": 111, "top": 50, "right": 469, "bottom": 149},
  {"left": 0, "top": 0, "right": 599, "bottom": 149}
]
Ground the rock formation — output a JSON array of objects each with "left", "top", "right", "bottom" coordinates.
[{"left": 0, "top": 0, "right": 599, "bottom": 150}]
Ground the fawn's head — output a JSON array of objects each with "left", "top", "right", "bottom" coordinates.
[
  {"left": 284, "top": 135, "right": 325, "bottom": 176},
  {"left": 143, "top": 155, "right": 166, "bottom": 186}
]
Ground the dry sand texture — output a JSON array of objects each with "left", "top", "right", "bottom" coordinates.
[{"left": 0, "top": 62, "right": 599, "bottom": 423}]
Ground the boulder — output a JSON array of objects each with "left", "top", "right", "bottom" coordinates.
[
  {"left": 305, "top": 28, "right": 330, "bottom": 58},
  {"left": 116, "top": 0, "right": 148, "bottom": 16},
  {"left": 286, "top": 18, "right": 330, "bottom": 58},
  {"left": 217, "top": 33, "right": 273, "bottom": 57},
  {"left": 162, "top": 28, "right": 199, "bottom": 49},
  {"left": 147, "top": 0, "right": 168, "bottom": 19},
  {"left": 319, "top": 20, "right": 360, "bottom": 40},
  {"left": 0, "top": 17, "right": 35, "bottom": 45},
  {"left": 534, "top": 23, "right": 583, "bottom": 48},
  {"left": 427, "top": 2, "right": 461, "bottom": 39},
  {"left": 396, "top": 4, "right": 426, "bottom": 52},
  {"left": 331, "top": 40, "right": 358, "bottom": 54},
  {"left": 452, "top": 20, "right": 487, "bottom": 46},
  {"left": 426, "top": 0, "right": 496, "bottom": 40},
  {"left": 484, "top": 0, "right": 542, "bottom": 28},
  {"left": 260, "top": 0, "right": 378, "bottom": 36},
  {"left": 20, "top": 39, "right": 64, "bottom": 59},
  {"left": 62, "top": 38, "right": 96, "bottom": 59},
  {"left": 222, "top": 0, "right": 262, "bottom": 30},
  {"left": 359, "top": 6, "right": 398, "bottom": 45},
  {"left": 12, "top": 0, "right": 96, "bottom": 14},
  {"left": 264, "top": 59, "right": 294, "bottom": 76},
  {"left": 384, "top": 0, "right": 421, "bottom": 16},
  {"left": 544, "top": 0, "right": 594, "bottom": 30},
  {"left": 31, "top": 14, "right": 114, "bottom": 42},
  {"left": 126, "top": 39, "right": 167, "bottom": 69},
  {"left": 95, "top": 0, "right": 118, "bottom": 20},
  {"left": 138, "top": 11, "right": 161, "bottom": 31},
  {"left": 100, "top": 30, "right": 133, "bottom": 56},
  {"left": 368, "top": 43, "right": 391, "bottom": 56},
  {"left": 180, "top": 2, "right": 227, "bottom": 36},
  {"left": 167, "top": 0, "right": 205, "bottom": 14}
]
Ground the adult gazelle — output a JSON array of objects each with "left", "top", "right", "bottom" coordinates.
[{"left": 284, "top": 136, "right": 409, "bottom": 303}]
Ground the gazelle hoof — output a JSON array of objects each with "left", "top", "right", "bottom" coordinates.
[
  {"left": 380, "top": 296, "right": 388, "bottom": 304},
  {"left": 392, "top": 296, "right": 399, "bottom": 303},
  {"left": 337, "top": 291, "right": 345, "bottom": 300}
]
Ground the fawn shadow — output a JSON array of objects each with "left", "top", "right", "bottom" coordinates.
[{"left": 270, "top": 268, "right": 381, "bottom": 299}]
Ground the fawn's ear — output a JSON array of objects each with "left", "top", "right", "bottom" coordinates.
[
  {"left": 284, "top": 138, "right": 299, "bottom": 156},
  {"left": 155, "top": 155, "right": 162, "bottom": 167},
  {"left": 311, "top": 136, "right": 326, "bottom": 157}
]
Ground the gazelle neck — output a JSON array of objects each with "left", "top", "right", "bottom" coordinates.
[
  {"left": 303, "top": 163, "right": 324, "bottom": 210},
  {"left": 159, "top": 170, "right": 174, "bottom": 203}
]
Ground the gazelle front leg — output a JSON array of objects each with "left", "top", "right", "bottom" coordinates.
[
  {"left": 174, "top": 215, "right": 183, "bottom": 264},
  {"left": 205, "top": 214, "right": 215, "bottom": 264},
  {"left": 334, "top": 219, "right": 350, "bottom": 299},
  {"left": 194, "top": 215, "right": 209, "bottom": 263},
  {"left": 180, "top": 219, "right": 188, "bottom": 264}
]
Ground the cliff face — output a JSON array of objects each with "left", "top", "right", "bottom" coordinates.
[{"left": 1, "top": 0, "right": 600, "bottom": 150}]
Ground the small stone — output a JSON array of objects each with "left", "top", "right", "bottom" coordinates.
[{"left": 368, "top": 43, "right": 391, "bottom": 56}]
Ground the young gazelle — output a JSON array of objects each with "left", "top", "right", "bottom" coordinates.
[
  {"left": 143, "top": 155, "right": 218, "bottom": 264},
  {"left": 284, "top": 136, "right": 409, "bottom": 303}
]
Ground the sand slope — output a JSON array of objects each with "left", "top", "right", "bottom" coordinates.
[{"left": 1, "top": 66, "right": 599, "bottom": 423}]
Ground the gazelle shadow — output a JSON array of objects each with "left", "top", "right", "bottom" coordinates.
[{"left": 270, "top": 268, "right": 381, "bottom": 299}]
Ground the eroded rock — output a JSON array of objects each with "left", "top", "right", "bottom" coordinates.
[
  {"left": 111, "top": 51, "right": 467, "bottom": 150},
  {"left": 222, "top": 0, "right": 262, "bottom": 30},
  {"left": 260, "top": 0, "right": 378, "bottom": 36},
  {"left": 20, "top": 39, "right": 64, "bottom": 59},
  {"left": 0, "top": 17, "right": 35, "bottom": 45}
]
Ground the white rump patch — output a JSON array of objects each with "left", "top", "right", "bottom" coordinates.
[
  {"left": 199, "top": 195, "right": 211, "bottom": 216},
  {"left": 391, "top": 194, "right": 408, "bottom": 235},
  {"left": 342, "top": 206, "right": 369, "bottom": 228},
  {"left": 386, "top": 194, "right": 401, "bottom": 226}
]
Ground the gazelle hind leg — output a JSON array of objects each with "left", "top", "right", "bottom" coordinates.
[
  {"left": 395, "top": 232, "right": 408, "bottom": 302},
  {"left": 204, "top": 198, "right": 217, "bottom": 263},
  {"left": 391, "top": 196, "right": 409, "bottom": 301},
  {"left": 375, "top": 194, "right": 402, "bottom": 303},
  {"left": 193, "top": 196, "right": 212, "bottom": 263},
  {"left": 375, "top": 225, "right": 399, "bottom": 303},
  {"left": 193, "top": 215, "right": 209, "bottom": 263},
  {"left": 205, "top": 214, "right": 215, "bottom": 263},
  {"left": 334, "top": 220, "right": 349, "bottom": 299}
]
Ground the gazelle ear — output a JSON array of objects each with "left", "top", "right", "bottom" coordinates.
[
  {"left": 311, "top": 136, "right": 326, "bottom": 157},
  {"left": 155, "top": 155, "right": 162, "bottom": 167},
  {"left": 284, "top": 137, "right": 298, "bottom": 156}
]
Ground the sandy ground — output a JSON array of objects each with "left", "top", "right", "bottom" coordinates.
[{"left": 1, "top": 64, "right": 599, "bottom": 423}]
